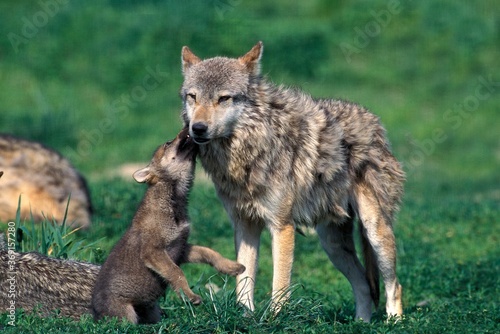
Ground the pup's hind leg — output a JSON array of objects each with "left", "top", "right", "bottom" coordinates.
[
  {"left": 184, "top": 244, "right": 246, "bottom": 276},
  {"left": 316, "top": 219, "right": 373, "bottom": 322},
  {"left": 355, "top": 184, "right": 403, "bottom": 318},
  {"left": 105, "top": 301, "right": 139, "bottom": 324},
  {"left": 135, "top": 302, "right": 162, "bottom": 324}
]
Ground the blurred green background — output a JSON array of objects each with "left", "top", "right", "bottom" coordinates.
[
  {"left": 1, "top": 0, "right": 497, "bottom": 179},
  {"left": 0, "top": 0, "right": 499, "bottom": 330}
]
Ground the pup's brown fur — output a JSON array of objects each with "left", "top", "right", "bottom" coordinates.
[
  {"left": 91, "top": 128, "right": 245, "bottom": 324},
  {"left": 180, "top": 42, "right": 405, "bottom": 321},
  {"left": 0, "top": 134, "right": 92, "bottom": 228}
]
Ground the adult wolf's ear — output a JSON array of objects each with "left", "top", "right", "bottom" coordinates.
[
  {"left": 238, "top": 41, "right": 263, "bottom": 76},
  {"left": 182, "top": 46, "right": 201, "bottom": 74},
  {"left": 133, "top": 167, "right": 151, "bottom": 183}
]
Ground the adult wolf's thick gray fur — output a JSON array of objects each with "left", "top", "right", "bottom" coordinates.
[
  {"left": 0, "top": 134, "right": 92, "bottom": 228},
  {"left": 180, "top": 42, "right": 405, "bottom": 321},
  {"left": 0, "top": 247, "right": 99, "bottom": 319}
]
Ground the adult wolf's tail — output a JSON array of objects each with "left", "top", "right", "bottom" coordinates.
[{"left": 360, "top": 228, "right": 380, "bottom": 308}]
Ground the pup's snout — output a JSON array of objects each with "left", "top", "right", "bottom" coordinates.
[{"left": 191, "top": 122, "right": 208, "bottom": 136}]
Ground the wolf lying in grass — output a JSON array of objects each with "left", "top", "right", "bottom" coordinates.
[
  {"left": 0, "top": 244, "right": 100, "bottom": 319},
  {"left": 181, "top": 42, "right": 405, "bottom": 321},
  {"left": 0, "top": 169, "right": 98, "bottom": 319},
  {"left": 0, "top": 134, "right": 92, "bottom": 229},
  {"left": 91, "top": 128, "right": 245, "bottom": 324}
]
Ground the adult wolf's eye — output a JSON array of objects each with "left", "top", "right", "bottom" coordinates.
[
  {"left": 218, "top": 95, "right": 231, "bottom": 104},
  {"left": 186, "top": 93, "right": 196, "bottom": 102}
]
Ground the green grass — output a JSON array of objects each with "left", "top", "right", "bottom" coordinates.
[{"left": 0, "top": 0, "right": 499, "bottom": 332}]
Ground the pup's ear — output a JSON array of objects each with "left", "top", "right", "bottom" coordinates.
[
  {"left": 238, "top": 41, "right": 263, "bottom": 76},
  {"left": 182, "top": 46, "right": 201, "bottom": 74},
  {"left": 133, "top": 166, "right": 151, "bottom": 183}
]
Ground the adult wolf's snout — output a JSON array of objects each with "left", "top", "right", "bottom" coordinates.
[
  {"left": 190, "top": 122, "right": 210, "bottom": 144},
  {"left": 191, "top": 122, "right": 208, "bottom": 136}
]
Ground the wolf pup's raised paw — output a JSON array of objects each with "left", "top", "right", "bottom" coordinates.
[{"left": 218, "top": 260, "right": 246, "bottom": 276}]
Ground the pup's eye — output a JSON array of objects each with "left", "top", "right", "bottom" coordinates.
[
  {"left": 186, "top": 93, "right": 196, "bottom": 102},
  {"left": 218, "top": 95, "right": 231, "bottom": 104}
]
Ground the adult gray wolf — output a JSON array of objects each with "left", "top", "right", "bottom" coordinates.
[
  {"left": 91, "top": 128, "right": 245, "bottom": 324},
  {"left": 180, "top": 42, "right": 405, "bottom": 321},
  {"left": 0, "top": 134, "right": 92, "bottom": 229}
]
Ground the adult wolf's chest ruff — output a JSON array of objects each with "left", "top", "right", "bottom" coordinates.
[{"left": 198, "top": 123, "right": 351, "bottom": 228}]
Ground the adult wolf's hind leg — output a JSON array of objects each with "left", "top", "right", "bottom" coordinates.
[
  {"left": 316, "top": 220, "right": 373, "bottom": 322},
  {"left": 355, "top": 184, "right": 403, "bottom": 318}
]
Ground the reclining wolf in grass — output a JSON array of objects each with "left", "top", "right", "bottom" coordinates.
[
  {"left": 180, "top": 42, "right": 405, "bottom": 321},
  {"left": 0, "top": 236, "right": 100, "bottom": 319},
  {"left": 0, "top": 134, "right": 92, "bottom": 229}
]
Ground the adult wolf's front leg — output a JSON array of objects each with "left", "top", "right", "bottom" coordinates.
[
  {"left": 269, "top": 224, "right": 295, "bottom": 312},
  {"left": 233, "top": 219, "right": 263, "bottom": 312}
]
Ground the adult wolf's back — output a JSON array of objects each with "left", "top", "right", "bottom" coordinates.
[
  {"left": 0, "top": 134, "right": 92, "bottom": 228},
  {"left": 180, "top": 42, "right": 405, "bottom": 321}
]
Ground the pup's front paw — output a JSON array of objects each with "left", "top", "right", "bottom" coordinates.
[
  {"left": 189, "top": 293, "right": 202, "bottom": 305},
  {"left": 218, "top": 260, "right": 246, "bottom": 276}
]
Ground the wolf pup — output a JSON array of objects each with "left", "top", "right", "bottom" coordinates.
[
  {"left": 91, "top": 128, "right": 245, "bottom": 324},
  {"left": 180, "top": 42, "right": 405, "bottom": 321}
]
